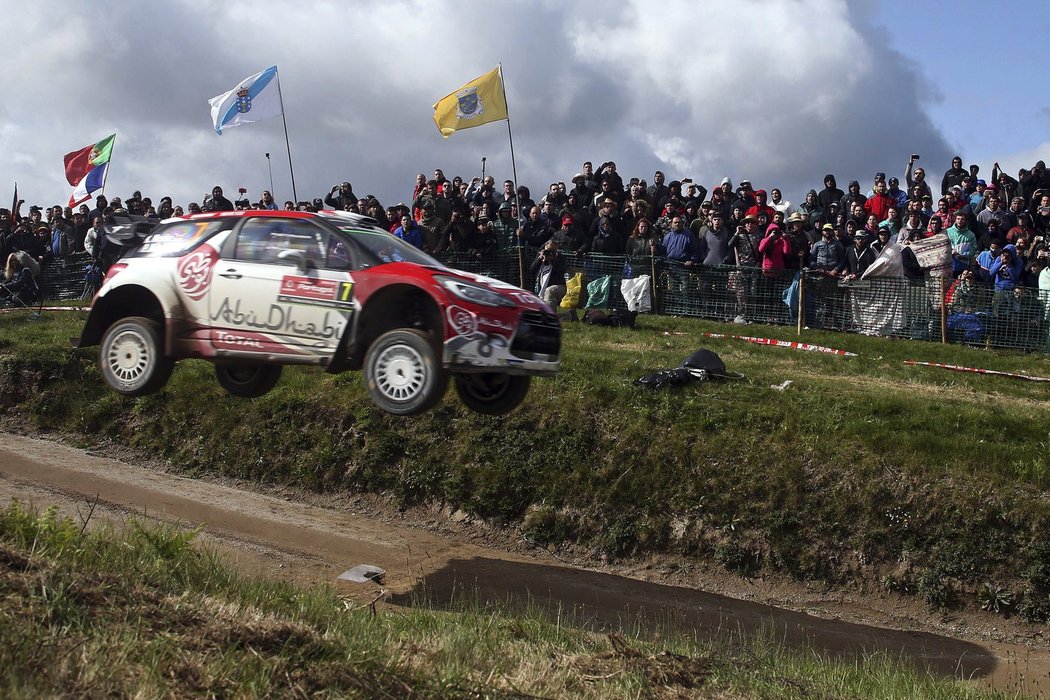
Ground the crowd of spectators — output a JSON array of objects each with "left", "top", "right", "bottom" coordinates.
[{"left": 4, "top": 155, "right": 1050, "bottom": 310}]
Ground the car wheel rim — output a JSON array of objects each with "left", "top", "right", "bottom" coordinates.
[
  {"left": 374, "top": 343, "right": 426, "bottom": 401},
  {"left": 107, "top": 330, "right": 150, "bottom": 384}
]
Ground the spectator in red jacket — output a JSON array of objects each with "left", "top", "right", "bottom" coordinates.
[
  {"left": 758, "top": 224, "right": 791, "bottom": 275},
  {"left": 864, "top": 180, "right": 895, "bottom": 221},
  {"left": 745, "top": 189, "right": 776, "bottom": 222}
]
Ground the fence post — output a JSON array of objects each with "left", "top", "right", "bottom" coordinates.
[
  {"left": 650, "top": 255, "right": 659, "bottom": 314},
  {"left": 797, "top": 271, "right": 804, "bottom": 336},
  {"left": 940, "top": 274, "right": 948, "bottom": 344}
]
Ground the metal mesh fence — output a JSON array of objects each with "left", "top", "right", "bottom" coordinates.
[
  {"left": 38, "top": 252, "right": 95, "bottom": 302},
  {"left": 37, "top": 247, "right": 1050, "bottom": 353}
]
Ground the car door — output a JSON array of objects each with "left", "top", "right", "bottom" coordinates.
[{"left": 207, "top": 216, "right": 354, "bottom": 360}]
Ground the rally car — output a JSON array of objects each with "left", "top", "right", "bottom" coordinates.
[{"left": 78, "top": 210, "right": 561, "bottom": 415}]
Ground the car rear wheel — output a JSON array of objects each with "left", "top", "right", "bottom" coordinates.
[
  {"left": 98, "top": 317, "right": 174, "bottom": 396},
  {"left": 453, "top": 373, "right": 531, "bottom": 415},
  {"left": 215, "top": 364, "right": 283, "bottom": 398},
  {"left": 364, "top": 329, "right": 447, "bottom": 415}
]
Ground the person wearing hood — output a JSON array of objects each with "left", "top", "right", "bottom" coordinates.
[
  {"left": 717, "top": 176, "right": 733, "bottom": 201},
  {"left": 989, "top": 244, "right": 1024, "bottom": 293},
  {"left": 769, "top": 188, "right": 792, "bottom": 215},
  {"left": 758, "top": 223, "right": 791, "bottom": 275},
  {"left": 583, "top": 213, "right": 626, "bottom": 255},
  {"left": 941, "top": 155, "right": 968, "bottom": 195},
  {"left": 1021, "top": 161, "right": 1050, "bottom": 206},
  {"left": 647, "top": 170, "right": 669, "bottom": 205},
  {"left": 708, "top": 186, "right": 731, "bottom": 222},
  {"left": 839, "top": 180, "right": 867, "bottom": 213},
  {"left": 817, "top": 174, "right": 843, "bottom": 211},
  {"left": 489, "top": 200, "right": 519, "bottom": 248},
  {"left": 745, "top": 189, "right": 776, "bottom": 222},
  {"left": 798, "top": 189, "right": 824, "bottom": 226}
]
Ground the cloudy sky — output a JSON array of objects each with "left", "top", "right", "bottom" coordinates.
[{"left": 2, "top": 0, "right": 1047, "bottom": 211}]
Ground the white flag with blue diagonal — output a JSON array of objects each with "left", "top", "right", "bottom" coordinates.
[{"left": 208, "top": 66, "right": 283, "bottom": 135}]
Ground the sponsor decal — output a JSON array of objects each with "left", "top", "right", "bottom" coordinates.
[
  {"left": 213, "top": 330, "right": 266, "bottom": 350},
  {"left": 210, "top": 329, "right": 310, "bottom": 356},
  {"left": 277, "top": 275, "right": 354, "bottom": 308},
  {"left": 446, "top": 305, "right": 478, "bottom": 336},
  {"left": 211, "top": 298, "right": 346, "bottom": 341},
  {"left": 177, "top": 247, "right": 218, "bottom": 300},
  {"left": 511, "top": 291, "right": 541, "bottom": 306},
  {"left": 478, "top": 316, "right": 513, "bottom": 333}
]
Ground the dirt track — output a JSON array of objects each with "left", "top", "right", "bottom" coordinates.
[{"left": 2, "top": 432, "right": 1049, "bottom": 697}]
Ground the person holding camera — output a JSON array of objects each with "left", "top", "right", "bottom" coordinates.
[
  {"left": 325, "top": 182, "right": 357, "bottom": 211},
  {"left": 202, "top": 186, "right": 233, "bottom": 213},
  {"left": 530, "top": 242, "right": 568, "bottom": 308}
]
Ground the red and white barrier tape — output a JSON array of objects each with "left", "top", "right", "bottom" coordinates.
[
  {"left": 703, "top": 332, "right": 857, "bottom": 356},
  {"left": 0, "top": 306, "right": 88, "bottom": 314},
  {"left": 903, "top": 360, "right": 1050, "bottom": 383}
]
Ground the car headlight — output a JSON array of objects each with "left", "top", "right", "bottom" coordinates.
[{"left": 436, "top": 275, "right": 515, "bottom": 308}]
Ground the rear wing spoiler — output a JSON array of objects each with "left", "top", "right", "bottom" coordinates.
[{"left": 104, "top": 214, "right": 162, "bottom": 249}]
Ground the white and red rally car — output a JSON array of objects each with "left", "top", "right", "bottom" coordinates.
[{"left": 78, "top": 210, "right": 561, "bottom": 415}]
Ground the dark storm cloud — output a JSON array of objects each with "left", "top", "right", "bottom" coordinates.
[{"left": 0, "top": 0, "right": 959, "bottom": 210}]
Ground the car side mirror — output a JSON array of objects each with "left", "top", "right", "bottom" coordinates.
[{"left": 277, "top": 249, "right": 310, "bottom": 272}]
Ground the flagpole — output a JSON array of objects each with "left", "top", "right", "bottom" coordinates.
[
  {"left": 499, "top": 64, "right": 526, "bottom": 288},
  {"left": 500, "top": 64, "right": 520, "bottom": 221},
  {"left": 100, "top": 133, "right": 116, "bottom": 201},
  {"left": 275, "top": 66, "right": 298, "bottom": 203}
]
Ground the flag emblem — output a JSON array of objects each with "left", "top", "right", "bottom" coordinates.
[
  {"left": 236, "top": 87, "right": 252, "bottom": 114},
  {"left": 456, "top": 88, "right": 483, "bottom": 119},
  {"left": 432, "top": 66, "right": 508, "bottom": 138},
  {"left": 209, "top": 66, "right": 282, "bottom": 135}
]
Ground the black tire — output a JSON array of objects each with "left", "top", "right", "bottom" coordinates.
[
  {"left": 98, "top": 316, "right": 174, "bottom": 396},
  {"left": 215, "top": 364, "right": 282, "bottom": 398},
  {"left": 453, "top": 373, "right": 531, "bottom": 415},
  {"left": 364, "top": 329, "right": 447, "bottom": 415}
]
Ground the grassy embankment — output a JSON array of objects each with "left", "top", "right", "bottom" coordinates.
[
  {"left": 0, "top": 500, "right": 1020, "bottom": 698},
  {"left": 2, "top": 307, "right": 1050, "bottom": 617}
]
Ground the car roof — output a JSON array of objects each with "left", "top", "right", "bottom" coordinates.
[{"left": 178, "top": 209, "right": 383, "bottom": 230}]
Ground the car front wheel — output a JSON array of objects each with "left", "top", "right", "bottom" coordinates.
[
  {"left": 364, "top": 329, "right": 448, "bottom": 415},
  {"left": 453, "top": 373, "right": 531, "bottom": 415},
  {"left": 215, "top": 364, "right": 283, "bottom": 398},
  {"left": 98, "top": 317, "right": 174, "bottom": 396}
]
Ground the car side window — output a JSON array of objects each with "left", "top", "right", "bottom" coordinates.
[{"left": 231, "top": 218, "right": 341, "bottom": 267}]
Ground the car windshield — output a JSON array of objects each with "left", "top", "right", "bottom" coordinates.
[
  {"left": 127, "top": 220, "right": 228, "bottom": 257},
  {"left": 331, "top": 224, "right": 445, "bottom": 269}
]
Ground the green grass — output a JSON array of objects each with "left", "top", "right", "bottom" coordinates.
[
  {"left": 2, "top": 308, "right": 1050, "bottom": 617},
  {"left": 0, "top": 500, "right": 1021, "bottom": 699}
]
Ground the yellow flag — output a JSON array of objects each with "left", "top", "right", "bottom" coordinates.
[{"left": 432, "top": 67, "right": 508, "bottom": 138}]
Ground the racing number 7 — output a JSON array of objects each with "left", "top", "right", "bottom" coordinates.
[{"left": 338, "top": 281, "right": 354, "bottom": 302}]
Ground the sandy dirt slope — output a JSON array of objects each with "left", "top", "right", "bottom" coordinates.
[{"left": 1, "top": 432, "right": 1048, "bottom": 697}]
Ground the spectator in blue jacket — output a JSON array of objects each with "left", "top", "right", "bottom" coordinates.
[
  {"left": 989, "top": 244, "right": 1024, "bottom": 293},
  {"left": 653, "top": 215, "right": 699, "bottom": 266},
  {"left": 393, "top": 214, "right": 424, "bottom": 249}
]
